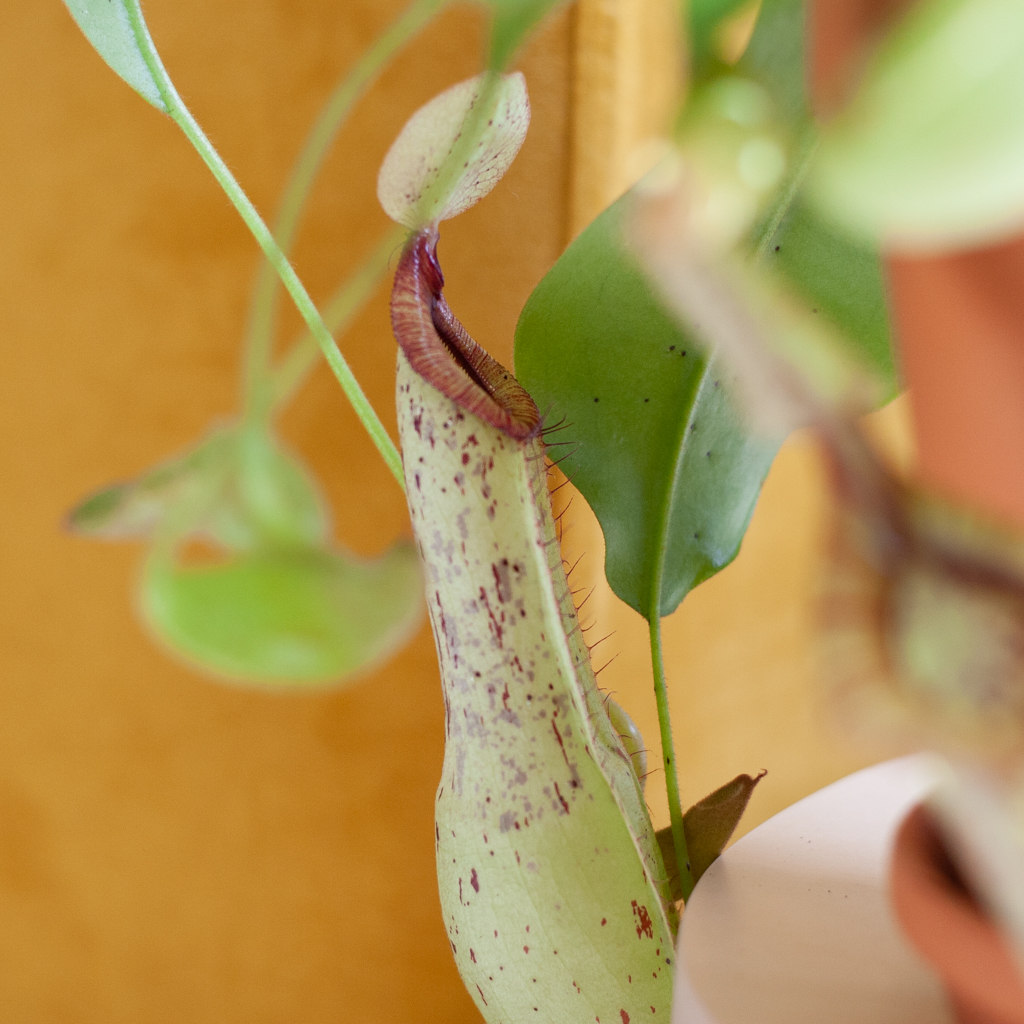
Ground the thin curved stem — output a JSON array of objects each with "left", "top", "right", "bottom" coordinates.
[
  {"left": 268, "top": 224, "right": 407, "bottom": 414},
  {"left": 649, "top": 612, "right": 695, "bottom": 902},
  {"left": 243, "top": 0, "right": 447, "bottom": 422},
  {"left": 124, "top": 0, "right": 405, "bottom": 489}
]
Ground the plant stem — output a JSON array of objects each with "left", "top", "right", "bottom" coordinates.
[
  {"left": 243, "top": 0, "right": 446, "bottom": 423},
  {"left": 649, "top": 612, "right": 695, "bottom": 902},
  {"left": 268, "top": 224, "right": 406, "bottom": 413},
  {"left": 123, "top": 0, "right": 405, "bottom": 489}
]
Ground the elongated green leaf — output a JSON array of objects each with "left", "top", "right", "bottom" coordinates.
[
  {"left": 478, "top": 0, "right": 570, "bottom": 69},
  {"left": 62, "top": 0, "right": 166, "bottom": 110},
  {"left": 141, "top": 544, "right": 423, "bottom": 687},
  {"left": 515, "top": 0, "right": 895, "bottom": 619},
  {"left": 807, "top": 0, "right": 1024, "bottom": 250},
  {"left": 516, "top": 195, "right": 779, "bottom": 619}
]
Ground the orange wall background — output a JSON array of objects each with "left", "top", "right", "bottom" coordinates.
[{"left": 0, "top": 2, "right": 892, "bottom": 1020}]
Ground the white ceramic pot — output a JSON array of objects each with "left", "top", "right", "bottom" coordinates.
[{"left": 672, "top": 756, "right": 955, "bottom": 1024}]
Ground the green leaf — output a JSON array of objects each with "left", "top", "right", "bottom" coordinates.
[
  {"left": 515, "top": 194, "right": 779, "bottom": 619},
  {"left": 807, "top": 0, "right": 1024, "bottom": 250},
  {"left": 657, "top": 771, "right": 765, "bottom": 896},
  {"left": 757, "top": 197, "right": 897, "bottom": 394},
  {"left": 67, "top": 431, "right": 233, "bottom": 541},
  {"left": 479, "top": 0, "right": 570, "bottom": 69},
  {"left": 515, "top": 0, "right": 895, "bottom": 621},
  {"left": 67, "top": 427, "right": 329, "bottom": 551},
  {"left": 141, "top": 544, "right": 423, "bottom": 687},
  {"left": 209, "top": 429, "right": 329, "bottom": 552},
  {"left": 68, "top": 465, "right": 203, "bottom": 540},
  {"left": 62, "top": 0, "right": 166, "bottom": 111}
]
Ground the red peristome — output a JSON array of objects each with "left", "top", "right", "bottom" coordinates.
[{"left": 391, "top": 228, "right": 541, "bottom": 441}]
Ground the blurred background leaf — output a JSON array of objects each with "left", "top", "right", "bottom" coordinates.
[
  {"left": 807, "top": 0, "right": 1024, "bottom": 251},
  {"left": 71, "top": 424, "right": 422, "bottom": 688},
  {"left": 210, "top": 429, "right": 330, "bottom": 552},
  {"left": 142, "top": 543, "right": 423, "bottom": 687},
  {"left": 69, "top": 427, "right": 329, "bottom": 552}
]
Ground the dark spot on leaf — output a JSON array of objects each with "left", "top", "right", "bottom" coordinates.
[
  {"left": 554, "top": 781, "right": 570, "bottom": 815},
  {"left": 632, "top": 901, "right": 654, "bottom": 938}
]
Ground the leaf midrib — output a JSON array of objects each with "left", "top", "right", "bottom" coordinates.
[{"left": 647, "top": 358, "right": 712, "bottom": 620}]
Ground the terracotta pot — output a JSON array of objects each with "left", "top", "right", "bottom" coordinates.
[{"left": 891, "top": 807, "right": 1024, "bottom": 1024}]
